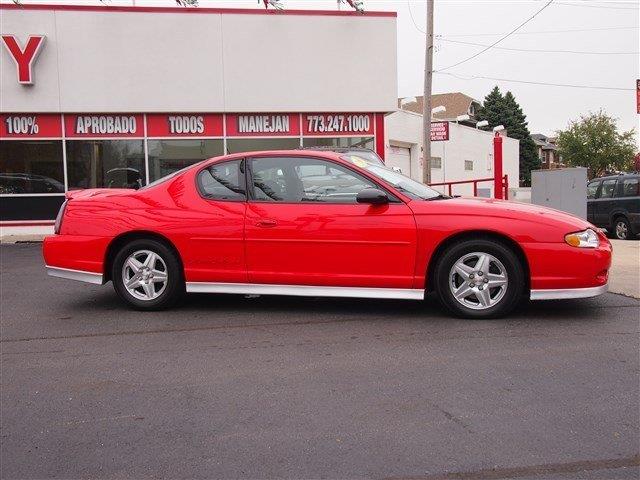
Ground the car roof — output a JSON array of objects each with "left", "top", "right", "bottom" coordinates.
[
  {"left": 592, "top": 173, "right": 639, "bottom": 181},
  {"left": 205, "top": 149, "right": 346, "bottom": 164}
]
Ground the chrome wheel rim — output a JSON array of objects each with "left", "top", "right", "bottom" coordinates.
[
  {"left": 616, "top": 221, "right": 628, "bottom": 239},
  {"left": 449, "top": 252, "right": 508, "bottom": 310},
  {"left": 122, "top": 250, "right": 168, "bottom": 301}
]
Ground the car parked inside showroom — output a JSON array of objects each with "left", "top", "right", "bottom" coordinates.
[
  {"left": 44, "top": 150, "right": 611, "bottom": 319},
  {"left": 587, "top": 173, "right": 639, "bottom": 240}
]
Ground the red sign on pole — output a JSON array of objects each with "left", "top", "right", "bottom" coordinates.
[
  {"left": 147, "top": 114, "right": 223, "bottom": 137},
  {"left": 0, "top": 114, "right": 62, "bottom": 138},
  {"left": 430, "top": 121, "right": 449, "bottom": 141},
  {"left": 636, "top": 79, "right": 640, "bottom": 114}
]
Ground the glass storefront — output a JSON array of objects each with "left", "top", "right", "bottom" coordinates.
[
  {"left": 226, "top": 138, "right": 301, "bottom": 155},
  {"left": 0, "top": 140, "right": 64, "bottom": 194},
  {"left": 66, "top": 140, "right": 145, "bottom": 190},
  {"left": 0, "top": 112, "right": 380, "bottom": 221},
  {"left": 302, "top": 136, "right": 375, "bottom": 150},
  {"left": 148, "top": 139, "right": 224, "bottom": 182}
]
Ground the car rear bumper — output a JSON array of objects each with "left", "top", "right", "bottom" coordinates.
[
  {"left": 46, "top": 265, "right": 104, "bottom": 285},
  {"left": 530, "top": 282, "right": 608, "bottom": 301}
]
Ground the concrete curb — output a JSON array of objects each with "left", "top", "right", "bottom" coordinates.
[{"left": 0, "top": 235, "right": 46, "bottom": 244}]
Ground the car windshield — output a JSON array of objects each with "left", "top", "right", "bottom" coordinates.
[
  {"left": 341, "top": 154, "right": 445, "bottom": 200},
  {"left": 341, "top": 150, "right": 385, "bottom": 166}
]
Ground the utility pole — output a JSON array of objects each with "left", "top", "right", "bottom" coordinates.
[{"left": 421, "top": 0, "right": 434, "bottom": 184}]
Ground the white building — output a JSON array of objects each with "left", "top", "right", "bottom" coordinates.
[
  {"left": 0, "top": 3, "right": 396, "bottom": 231},
  {"left": 385, "top": 109, "right": 520, "bottom": 197}
]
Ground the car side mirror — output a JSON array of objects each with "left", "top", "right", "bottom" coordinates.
[{"left": 357, "top": 188, "right": 389, "bottom": 205}]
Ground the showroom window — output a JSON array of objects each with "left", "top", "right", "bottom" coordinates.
[
  {"left": 147, "top": 139, "right": 224, "bottom": 182},
  {"left": 226, "top": 138, "right": 300, "bottom": 155},
  {"left": 302, "top": 136, "right": 374, "bottom": 150},
  {"left": 0, "top": 140, "right": 65, "bottom": 194},
  {"left": 66, "top": 140, "right": 145, "bottom": 189}
]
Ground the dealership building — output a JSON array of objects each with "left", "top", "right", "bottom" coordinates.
[{"left": 0, "top": 3, "right": 396, "bottom": 230}]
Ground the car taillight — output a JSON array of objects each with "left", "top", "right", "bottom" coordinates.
[{"left": 54, "top": 201, "right": 67, "bottom": 234}]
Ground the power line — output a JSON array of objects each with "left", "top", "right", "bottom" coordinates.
[
  {"left": 554, "top": 1, "right": 639, "bottom": 10},
  {"left": 441, "top": 26, "right": 638, "bottom": 37},
  {"left": 435, "top": 71, "right": 635, "bottom": 91},
  {"left": 439, "top": 37, "right": 639, "bottom": 55},
  {"left": 436, "top": 0, "right": 555, "bottom": 72}
]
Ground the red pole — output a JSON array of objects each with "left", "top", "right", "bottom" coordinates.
[{"left": 493, "top": 133, "right": 504, "bottom": 199}]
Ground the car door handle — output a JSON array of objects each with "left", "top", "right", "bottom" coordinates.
[{"left": 255, "top": 219, "right": 278, "bottom": 228}]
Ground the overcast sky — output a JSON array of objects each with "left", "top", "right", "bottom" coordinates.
[{"left": 5, "top": 0, "right": 639, "bottom": 142}]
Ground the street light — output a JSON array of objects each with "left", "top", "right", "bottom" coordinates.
[
  {"left": 399, "top": 96, "right": 417, "bottom": 109},
  {"left": 431, "top": 105, "right": 446, "bottom": 116},
  {"left": 476, "top": 120, "right": 489, "bottom": 129},
  {"left": 493, "top": 125, "right": 505, "bottom": 133},
  {"left": 455, "top": 114, "right": 470, "bottom": 123}
]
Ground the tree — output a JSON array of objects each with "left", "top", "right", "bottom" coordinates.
[
  {"left": 556, "top": 111, "right": 636, "bottom": 178},
  {"left": 477, "top": 86, "right": 541, "bottom": 186}
]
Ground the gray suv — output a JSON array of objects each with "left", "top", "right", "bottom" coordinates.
[{"left": 587, "top": 173, "right": 639, "bottom": 240}]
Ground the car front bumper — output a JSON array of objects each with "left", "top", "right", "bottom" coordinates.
[{"left": 530, "top": 282, "right": 608, "bottom": 301}]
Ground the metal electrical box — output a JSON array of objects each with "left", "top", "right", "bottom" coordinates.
[{"left": 531, "top": 167, "right": 588, "bottom": 219}]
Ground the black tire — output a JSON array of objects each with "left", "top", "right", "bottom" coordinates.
[
  {"left": 111, "top": 238, "right": 184, "bottom": 311},
  {"left": 612, "top": 217, "right": 633, "bottom": 240},
  {"left": 434, "top": 238, "right": 525, "bottom": 319}
]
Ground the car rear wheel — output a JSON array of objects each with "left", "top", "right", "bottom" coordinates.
[
  {"left": 613, "top": 217, "right": 633, "bottom": 240},
  {"left": 434, "top": 239, "right": 525, "bottom": 319},
  {"left": 112, "top": 239, "right": 183, "bottom": 310}
]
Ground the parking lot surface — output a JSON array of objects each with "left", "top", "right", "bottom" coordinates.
[{"left": 1, "top": 243, "right": 639, "bottom": 479}]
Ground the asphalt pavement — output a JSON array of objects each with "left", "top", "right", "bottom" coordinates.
[{"left": 1, "top": 243, "right": 639, "bottom": 479}]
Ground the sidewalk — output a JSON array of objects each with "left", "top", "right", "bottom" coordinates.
[{"left": 609, "top": 240, "right": 640, "bottom": 299}]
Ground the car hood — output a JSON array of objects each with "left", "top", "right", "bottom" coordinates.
[{"left": 410, "top": 196, "right": 593, "bottom": 231}]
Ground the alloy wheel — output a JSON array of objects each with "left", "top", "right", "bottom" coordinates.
[
  {"left": 615, "top": 221, "right": 628, "bottom": 240},
  {"left": 449, "top": 252, "right": 509, "bottom": 310},
  {"left": 121, "top": 250, "right": 168, "bottom": 301}
]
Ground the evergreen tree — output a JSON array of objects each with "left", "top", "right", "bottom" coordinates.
[{"left": 477, "top": 86, "right": 541, "bottom": 186}]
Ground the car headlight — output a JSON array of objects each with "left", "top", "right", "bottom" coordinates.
[{"left": 565, "top": 228, "right": 599, "bottom": 248}]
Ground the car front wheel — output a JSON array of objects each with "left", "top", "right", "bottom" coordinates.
[
  {"left": 112, "top": 239, "right": 184, "bottom": 310},
  {"left": 434, "top": 239, "right": 525, "bottom": 319}
]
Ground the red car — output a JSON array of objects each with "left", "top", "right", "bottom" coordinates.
[{"left": 43, "top": 150, "right": 611, "bottom": 319}]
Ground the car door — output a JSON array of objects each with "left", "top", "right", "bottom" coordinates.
[
  {"left": 244, "top": 155, "right": 417, "bottom": 288},
  {"left": 586, "top": 180, "right": 600, "bottom": 224},
  {"left": 181, "top": 159, "right": 247, "bottom": 283},
  {"left": 594, "top": 178, "right": 618, "bottom": 228}
]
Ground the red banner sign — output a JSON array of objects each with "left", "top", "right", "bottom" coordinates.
[
  {"left": 0, "top": 114, "right": 62, "bottom": 138},
  {"left": 225, "top": 113, "right": 300, "bottom": 137},
  {"left": 64, "top": 114, "right": 144, "bottom": 137},
  {"left": 147, "top": 114, "right": 223, "bottom": 137},
  {"left": 302, "top": 113, "right": 374, "bottom": 136},
  {"left": 430, "top": 121, "right": 449, "bottom": 142},
  {"left": 636, "top": 79, "right": 639, "bottom": 115}
]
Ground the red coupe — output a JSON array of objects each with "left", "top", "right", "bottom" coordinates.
[{"left": 43, "top": 150, "right": 611, "bottom": 318}]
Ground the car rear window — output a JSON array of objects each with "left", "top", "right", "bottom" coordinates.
[{"left": 621, "top": 178, "right": 639, "bottom": 197}]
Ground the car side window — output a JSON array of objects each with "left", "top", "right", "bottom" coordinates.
[
  {"left": 587, "top": 181, "right": 600, "bottom": 200},
  {"left": 249, "top": 157, "right": 377, "bottom": 203},
  {"left": 621, "top": 178, "right": 639, "bottom": 197},
  {"left": 599, "top": 179, "right": 617, "bottom": 199},
  {"left": 197, "top": 159, "right": 246, "bottom": 201}
]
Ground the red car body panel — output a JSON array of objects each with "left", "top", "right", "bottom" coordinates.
[{"left": 43, "top": 150, "right": 612, "bottom": 295}]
